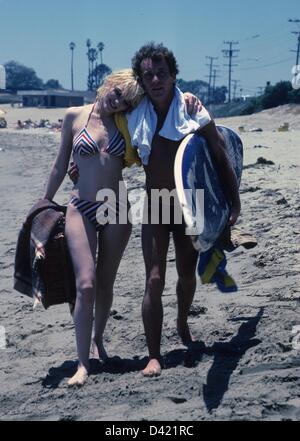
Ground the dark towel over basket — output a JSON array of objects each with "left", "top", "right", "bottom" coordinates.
[{"left": 38, "top": 216, "right": 76, "bottom": 309}]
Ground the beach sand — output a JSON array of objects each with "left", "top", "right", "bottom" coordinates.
[{"left": 0, "top": 104, "right": 299, "bottom": 421}]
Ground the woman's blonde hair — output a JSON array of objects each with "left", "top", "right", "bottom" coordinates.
[{"left": 97, "top": 69, "right": 144, "bottom": 109}]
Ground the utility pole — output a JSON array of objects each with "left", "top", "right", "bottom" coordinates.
[
  {"left": 222, "top": 41, "right": 239, "bottom": 103},
  {"left": 231, "top": 79, "right": 240, "bottom": 100},
  {"left": 294, "top": 33, "right": 300, "bottom": 65},
  {"left": 205, "top": 56, "right": 218, "bottom": 103},
  {"left": 0, "top": 65, "right": 6, "bottom": 91},
  {"left": 288, "top": 19, "right": 300, "bottom": 66},
  {"left": 211, "top": 69, "right": 220, "bottom": 103}
]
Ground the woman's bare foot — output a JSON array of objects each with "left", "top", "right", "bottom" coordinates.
[
  {"left": 177, "top": 319, "right": 195, "bottom": 345},
  {"left": 142, "top": 358, "right": 162, "bottom": 377},
  {"left": 67, "top": 365, "right": 89, "bottom": 387},
  {"left": 90, "top": 338, "right": 108, "bottom": 362}
]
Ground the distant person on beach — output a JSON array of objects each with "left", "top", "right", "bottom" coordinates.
[
  {"left": 44, "top": 69, "right": 200, "bottom": 386},
  {"left": 130, "top": 42, "right": 241, "bottom": 377},
  {"left": 17, "top": 120, "right": 23, "bottom": 129}
]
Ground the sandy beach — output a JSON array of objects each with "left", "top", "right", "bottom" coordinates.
[{"left": 0, "top": 103, "right": 299, "bottom": 421}]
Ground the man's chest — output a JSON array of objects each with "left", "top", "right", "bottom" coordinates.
[{"left": 151, "top": 134, "right": 180, "bottom": 161}]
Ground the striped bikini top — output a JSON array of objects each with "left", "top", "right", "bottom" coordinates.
[{"left": 72, "top": 104, "right": 125, "bottom": 157}]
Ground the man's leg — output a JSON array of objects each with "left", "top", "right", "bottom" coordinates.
[
  {"left": 141, "top": 222, "right": 170, "bottom": 376},
  {"left": 173, "top": 225, "right": 199, "bottom": 344}
]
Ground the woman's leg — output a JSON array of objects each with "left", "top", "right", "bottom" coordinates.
[
  {"left": 93, "top": 222, "right": 132, "bottom": 360},
  {"left": 65, "top": 203, "right": 97, "bottom": 385}
]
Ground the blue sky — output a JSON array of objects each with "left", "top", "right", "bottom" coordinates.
[{"left": 0, "top": 0, "right": 299, "bottom": 96}]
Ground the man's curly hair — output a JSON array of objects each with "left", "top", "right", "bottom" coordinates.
[{"left": 132, "top": 42, "right": 179, "bottom": 84}]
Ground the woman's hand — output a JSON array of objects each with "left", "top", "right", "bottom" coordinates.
[
  {"left": 183, "top": 93, "right": 202, "bottom": 115},
  {"left": 68, "top": 161, "right": 79, "bottom": 184}
]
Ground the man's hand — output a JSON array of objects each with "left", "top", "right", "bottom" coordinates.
[
  {"left": 183, "top": 93, "right": 202, "bottom": 115},
  {"left": 67, "top": 161, "right": 79, "bottom": 184}
]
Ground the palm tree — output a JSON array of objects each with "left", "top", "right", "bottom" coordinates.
[
  {"left": 86, "top": 48, "right": 97, "bottom": 90},
  {"left": 69, "top": 42, "right": 76, "bottom": 91},
  {"left": 90, "top": 48, "right": 98, "bottom": 89},
  {"left": 93, "top": 64, "right": 111, "bottom": 88},
  {"left": 97, "top": 42, "right": 105, "bottom": 65},
  {"left": 86, "top": 39, "right": 92, "bottom": 90}
]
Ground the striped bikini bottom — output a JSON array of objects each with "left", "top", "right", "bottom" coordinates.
[{"left": 69, "top": 196, "right": 119, "bottom": 232}]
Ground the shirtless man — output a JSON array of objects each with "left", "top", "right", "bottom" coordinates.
[{"left": 131, "top": 42, "right": 241, "bottom": 377}]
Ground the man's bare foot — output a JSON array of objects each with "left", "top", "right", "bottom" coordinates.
[
  {"left": 67, "top": 365, "right": 89, "bottom": 387},
  {"left": 177, "top": 320, "right": 196, "bottom": 345},
  {"left": 90, "top": 338, "right": 108, "bottom": 362},
  {"left": 142, "top": 358, "right": 162, "bottom": 377}
]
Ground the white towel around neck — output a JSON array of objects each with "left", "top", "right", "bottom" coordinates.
[{"left": 126, "top": 86, "right": 211, "bottom": 165}]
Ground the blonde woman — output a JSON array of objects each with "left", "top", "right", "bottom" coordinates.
[{"left": 43, "top": 70, "right": 144, "bottom": 386}]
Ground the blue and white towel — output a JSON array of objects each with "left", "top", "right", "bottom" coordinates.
[{"left": 126, "top": 86, "right": 211, "bottom": 165}]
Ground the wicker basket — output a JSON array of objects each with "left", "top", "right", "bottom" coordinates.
[{"left": 38, "top": 218, "right": 76, "bottom": 309}]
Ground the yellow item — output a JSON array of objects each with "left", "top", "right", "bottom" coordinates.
[
  {"left": 278, "top": 122, "right": 289, "bottom": 132},
  {"left": 114, "top": 113, "right": 141, "bottom": 168}
]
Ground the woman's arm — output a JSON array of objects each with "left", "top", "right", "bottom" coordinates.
[
  {"left": 43, "top": 108, "right": 76, "bottom": 200},
  {"left": 183, "top": 92, "right": 202, "bottom": 115}
]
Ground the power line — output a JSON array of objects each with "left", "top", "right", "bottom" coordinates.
[
  {"left": 240, "top": 30, "right": 290, "bottom": 44},
  {"left": 238, "top": 46, "right": 294, "bottom": 64},
  {"left": 235, "top": 57, "right": 294, "bottom": 71},
  {"left": 257, "top": 86, "right": 265, "bottom": 96},
  {"left": 239, "top": 31, "right": 291, "bottom": 49}
]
